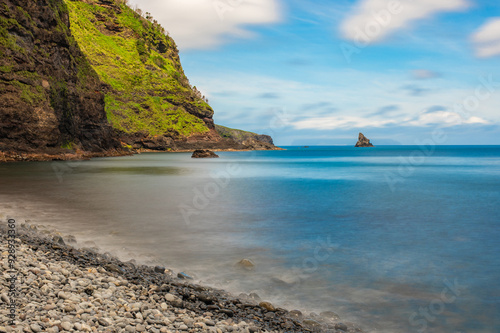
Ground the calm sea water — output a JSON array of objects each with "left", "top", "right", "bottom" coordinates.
[{"left": 1, "top": 146, "right": 499, "bottom": 332}]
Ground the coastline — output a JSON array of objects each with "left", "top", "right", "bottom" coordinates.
[
  {"left": 0, "top": 219, "right": 364, "bottom": 333},
  {"left": 0, "top": 147, "right": 285, "bottom": 163}
]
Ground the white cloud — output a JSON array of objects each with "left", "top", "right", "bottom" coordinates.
[
  {"left": 409, "top": 111, "right": 489, "bottom": 126},
  {"left": 187, "top": 68, "right": 498, "bottom": 133},
  {"left": 340, "top": 0, "right": 469, "bottom": 43},
  {"left": 128, "top": 0, "right": 281, "bottom": 50},
  {"left": 293, "top": 116, "right": 396, "bottom": 130},
  {"left": 471, "top": 18, "right": 500, "bottom": 58},
  {"left": 291, "top": 111, "right": 489, "bottom": 130}
]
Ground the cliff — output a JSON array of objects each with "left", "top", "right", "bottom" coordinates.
[
  {"left": 63, "top": 0, "right": 275, "bottom": 151},
  {"left": 0, "top": 0, "right": 278, "bottom": 161},
  {"left": 0, "top": 0, "right": 120, "bottom": 159},
  {"left": 216, "top": 125, "right": 276, "bottom": 150}
]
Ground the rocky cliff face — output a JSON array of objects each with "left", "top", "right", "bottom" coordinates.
[
  {"left": 355, "top": 133, "right": 374, "bottom": 147},
  {"left": 0, "top": 0, "right": 119, "bottom": 156},
  {"left": 0, "top": 0, "right": 277, "bottom": 160}
]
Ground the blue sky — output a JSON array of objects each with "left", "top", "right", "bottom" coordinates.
[{"left": 130, "top": 0, "right": 500, "bottom": 145}]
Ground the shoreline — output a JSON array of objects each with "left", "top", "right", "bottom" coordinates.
[
  {"left": 0, "top": 219, "right": 364, "bottom": 333},
  {"left": 0, "top": 147, "right": 285, "bottom": 163}
]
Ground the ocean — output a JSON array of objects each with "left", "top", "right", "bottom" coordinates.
[{"left": 1, "top": 146, "right": 499, "bottom": 332}]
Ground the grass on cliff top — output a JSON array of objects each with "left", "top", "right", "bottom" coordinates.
[
  {"left": 215, "top": 124, "right": 255, "bottom": 140},
  {"left": 64, "top": 0, "right": 211, "bottom": 137}
]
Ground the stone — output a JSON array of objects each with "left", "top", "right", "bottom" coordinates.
[
  {"left": 57, "top": 291, "right": 69, "bottom": 299},
  {"left": 258, "top": 301, "right": 275, "bottom": 312},
  {"left": 355, "top": 132, "right": 374, "bottom": 147},
  {"left": 53, "top": 235, "right": 65, "bottom": 246},
  {"left": 0, "top": 294, "right": 9, "bottom": 303},
  {"left": 104, "top": 263, "right": 123, "bottom": 273},
  {"left": 98, "top": 317, "right": 112, "bottom": 326},
  {"left": 125, "top": 325, "right": 136, "bottom": 332},
  {"left": 154, "top": 266, "right": 166, "bottom": 273},
  {"left": 236, "top": 259, "right": 255, "bottom": 270},
  {"left": 165, "top": 293, "right": 176, "bottom": 302},
  {"left": 320, "top": 311, "right": 340, "bottom": 321},
  {"left": 335, "top": 323, "right": 349, "bottom": 331},
  {"left": 60, "top": 322, "right": 73, "bottom": 331},
  {"left": 191, "top": 150, "right": 219, "bottom": 158},
  {"left": 289, "top": 310, "right": 302, "bottom": 318},
  {"left": 264, "top": 312, "right": 275, "bottom": 319},
  {"left": 30, "top": 324, "right": 42, "bottom": 332},
  {"left": 177, "top": 272, "right": 193, "bottom": 280},
  {"left": 303, "top": 319, "right": 321, "bottom": 328}
]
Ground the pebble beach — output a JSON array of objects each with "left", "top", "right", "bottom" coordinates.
[{"left": 0, "top": 220, "right": 364, "bottom": 333}]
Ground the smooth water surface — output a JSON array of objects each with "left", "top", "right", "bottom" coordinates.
[{"left": 1, "top": 146, "right": 499, "bottom": 332}]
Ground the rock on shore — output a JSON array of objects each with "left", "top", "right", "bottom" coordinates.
[{"left": 0, "top": 221, "right": 364, "bottom": 333}]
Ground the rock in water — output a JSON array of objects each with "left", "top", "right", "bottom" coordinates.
[
  {"left": 355, "top": 133, "right": 374, "bottom": 147},
  {"left": 236, "top": 259, "right": 255, "bottom": 270},
  {"left": 191, "top": 150, "right": 219, "bottom": 158}
]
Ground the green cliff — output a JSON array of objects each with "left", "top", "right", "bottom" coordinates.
[
  {"left": 64, "top": 0, "right": 214, "bottom": 141},
  {"left": 0, "top": 0, "right": 278, "bottom": 161}
]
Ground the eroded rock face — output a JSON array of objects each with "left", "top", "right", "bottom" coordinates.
[
  {"left": 0, "top": 0, "right": 119, "bottom": 154},
  {"left": 355, "top": 133, "right": 374, "bottom": 147},
  {"left": 191, "top": 149, "right": 219, "bottom": 158}
]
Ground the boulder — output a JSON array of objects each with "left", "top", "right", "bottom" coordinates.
[
  {"left": 236, "top": 259, "right": 255, "bottom": 270},
  {"left": 191, "top": 149, "right": 219, "bottom": 158}
]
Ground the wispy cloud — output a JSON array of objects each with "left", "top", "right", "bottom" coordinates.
[
  {"left": 401, "top": 84, "right": 430, "bottom": 96},
  {"left": 424, "top": 105, "right": 447, "bottom": 113},
  {"left": 340, "top": 0, "right": 470, "bottom": 43},
  {"left": 367, "top": 104, "right": 400, "bottom": 117},
  {"left": 301, "top": 101, "right": 333, "bottom": 110},
  {"left": 412, "top": 69, "right": 441, "bottom": 80},
  {"left": 293, "top": 115, "right": 397, "bottom": 130},
  {"left": 258, "top": 92, "right": 280, "bottom": 99},
  {"left": 471, "top": 18, "right": 500, "bottom": 58},
  {"left": 128, "top": 0, "right": 282, "bottom": 50}
]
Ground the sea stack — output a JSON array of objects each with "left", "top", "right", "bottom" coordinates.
[{"left": 355, "top": 133, "right": 374, "bottom": 147}]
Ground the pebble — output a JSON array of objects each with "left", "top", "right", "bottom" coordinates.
[
  {"left": 0, "top": 222, "right": 364, "bottom": 333},
  {"left": 259, "top": 301, "right": 276, "bottom": 312},
  {"left": 29, "top": 324, "right": 42, "bottom": 332}
]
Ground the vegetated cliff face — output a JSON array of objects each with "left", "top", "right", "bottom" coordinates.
[
  {"left": 0, "top": 0, "right": 119, "bottom": 157},
  {"left": 64, "top": 0, "right": 215, "bottom": 150},
  {"left": 0, "top": 0, "right": 277, "bottom": 160},
  {"left": 64, "top": 0, "right": 275, "bottom": 151},
  {"left": 215, "top": 125, "right": 276, "bottom": 150}
]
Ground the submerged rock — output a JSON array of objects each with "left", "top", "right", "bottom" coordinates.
[
  {"left": 236, "top": 259, "right": 255, "bottom": 270},
  {"left": 355, "top": 133, "right": 374, "bottom": 147},
  {"left": 320, "top": 310, "right": 341, "bottom": 321},
  {"left": 191, "top": 149, "right": 219, "bottom": 158}
]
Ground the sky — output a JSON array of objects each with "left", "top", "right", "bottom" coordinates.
[{"left": 128, "top": 0, "right": 500, "bottom": 145}]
